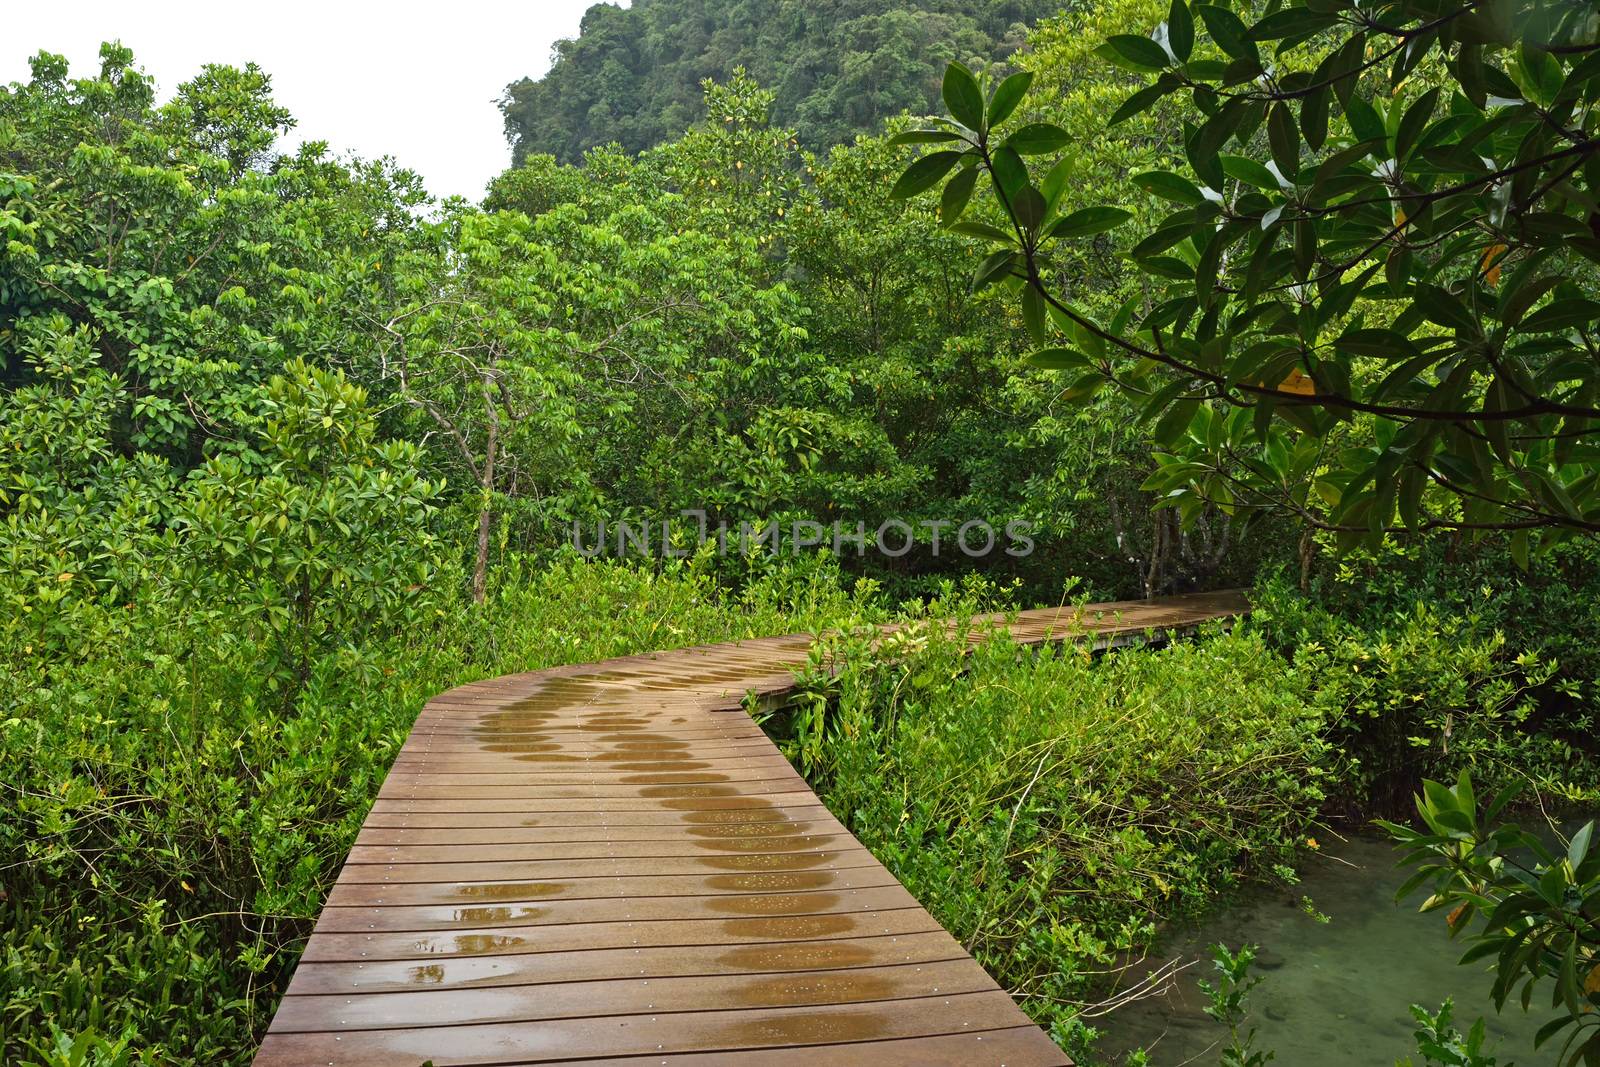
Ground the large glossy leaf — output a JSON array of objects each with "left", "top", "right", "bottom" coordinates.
[
  {"left": 987, "top": 71, "right": 1034, "bottom": 128},
  {"left": 1005, "top": 123, "right": 1071, "bottom": 155},
  {"left": 1048, "top": 206, "right": 1134, "bottom": 238},
  {"left": 942, "top": 63, "right": 985, "bottom": 131},
  {"left": 1167, "top": 0, "right": 1195, "bottom": 62},
  {"left": 1134, "top": 170, "right": 1206, "bottom": 205},
  {"left": 1196, "top": 4, "right": 1258, "bottom": 61},
  {"left": 889, "top": 151, "right": 964, "bottom": 200},
  {"left": 1102, "top": 34, "right": 1172, "bottom": 72}
]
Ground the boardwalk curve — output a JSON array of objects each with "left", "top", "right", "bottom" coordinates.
[{"left": 255, "top": 590, "right": 1247, "bottom": 1066}]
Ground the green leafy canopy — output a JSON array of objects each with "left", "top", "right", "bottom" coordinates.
[{"left": 890, "top": 0, "right": 1600, "bottom": 557}]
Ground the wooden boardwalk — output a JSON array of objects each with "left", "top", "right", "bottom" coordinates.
[{"left": 255, "top": 590, "right": 1247, "bottom": 1066}]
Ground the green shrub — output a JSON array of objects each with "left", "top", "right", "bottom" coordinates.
[
  {"left": 1253, "top": 576, "right": 1598, "bottom": 813},
  {"left": 775, "top": 619, "right": 1330, "bottom": 1055}
]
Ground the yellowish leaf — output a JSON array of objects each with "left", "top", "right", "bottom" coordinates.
[
  {"left": 1279, "top": 368, "right": 1315, "bottom": 396},
  {"left": 1481, "top": 243, "right": 1507, "bottom": 286}
]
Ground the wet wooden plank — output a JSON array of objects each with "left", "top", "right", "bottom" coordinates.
[
  {"left": 267, "top": 957, "right": 995, "bottom": 1031},
  {"left": 255, "top": 989, "right": 1049, "bottom": 1065},
  {"left": 282, "top": 929, "right": 976, "bottom": 996},
  {"left": 312, "top": 884, "right": 921, "bottom": 933},
  {"left": 254, "top": 590, "right": 1245, "bottom": 1065}
]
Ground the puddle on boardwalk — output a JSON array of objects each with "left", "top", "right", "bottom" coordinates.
[
  {"left": 623, "top": 772, "right": 731, "bottom": 785},
  {"left": 710, "top": 892, "right": 840, "bottom": 916},
  {"left": 643, "top": 784, "right": 739, "bottom": 798},
  {"left": 684, "top": 809, "right": 802, "bottom": 824},
  {"left": 414, "top": 933, "right": 528, "bottom": 955},
  {"left": 693, "top": 834, "right": 821, "bottom": 853},
  {"left": 449, "top": 882, "right": 566, "bottom": 901},
  {"left": 731, "top": 971, "right": 899, "bottom": 1007},
  {"left": 449, "top": 905, "right": 544, "bottom": 924},
  {"left": 699, "top": 851, "right": 834, "bottom": 872},
  {"left": 718, "top": 941, "right": 876, "bottom": 972},
  {"left": 721, "top": 915, "right": 857, "bottom": 939},
  {"left": 706, "top": 872, "right": 840, "bottom": 893},
  {"left": 689, "top": 821, "right": 805, "bottom": 839},
  {"left": 408, "top": 964, "right": 445, "bottom": 985},
  {"left": 709, "top": 1007, "right": 891, "bottom": 1044}
]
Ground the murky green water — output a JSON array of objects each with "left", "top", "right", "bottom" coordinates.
[{"left": 1097, "top": 834, "right": 1556, "bottom": 1066}]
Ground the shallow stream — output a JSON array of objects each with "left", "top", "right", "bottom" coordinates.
[{"left": 1097, "top": 834, "right": 1557, "bottom": 1066}]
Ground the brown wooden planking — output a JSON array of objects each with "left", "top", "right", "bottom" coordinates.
[
  {"left": 254, "top": 590, "right": 1245, "bottom": 1066},
  {"left": 322, "top": 866, "right": 901, "bottom": 908},
  {"left": 266, "top": 957, "right": 1000, "bottom": 1031},
  {"left": 255, "top": 989, "right": 1053, "bottom": 1065},
  {"left": 282, "top": 929, "right": 977, "bottom": 996},
  {"left": 312, "top": 885, "right": 922, "bottom": 934}
]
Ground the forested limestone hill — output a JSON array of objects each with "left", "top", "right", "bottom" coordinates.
[{"left": 500, "top": 0, "right": 1055, "bottom": 164}]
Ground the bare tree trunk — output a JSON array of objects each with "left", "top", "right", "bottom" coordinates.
[
  {"left": 1299, "top": 527, "right": 1315, "bottom": 592},
  {"left": 471, "top": 412, "right": 498, "bottom": 605},
  {"left": 1144, "top": 509, "right": 1167, "bottom": 597}
]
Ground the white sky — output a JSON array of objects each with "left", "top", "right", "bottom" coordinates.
[{"left": 3, "top": 1, "right": 610, "bottom": 202}]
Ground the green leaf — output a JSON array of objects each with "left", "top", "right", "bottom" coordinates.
[
  {"left": 1335, "top": 329, "right": 1423, "bottom": 360},
  {"left": 948, "top": 220, "right": 1016, "bottom": 243},
  {"left": 1301, "top": 87, "right": 1330, "bottom": 152},
  {"left": 942, "top": 63, "right": 985, "bottom": 131},
  {"left": 1042, "top": 155, "right": 1077, "bottom": 211},
  {"left": 988, "top": 71, "right": 1034, "bottom": 128},
  {"left": 971, "top": 249, "right": 1019, "bottom": 291},
  {"left": 1102, "top": 34, "right": 1172, "bottom": 72},
  {"left": 939, "top": 164, "right": 979, "bottom": 225},
  {"left": 1153, "top": 395, "right": 1201, "bottom": 444},
  {"left": 1005, "top": 123, "right": 1071, "bottom": 155},
  {"left": 1510, "top": 528, "right": 1531, "bottom": 570},
  {"left": 1416, "top": 284, "right": 1480, "bottom": 334},
  {"left": 1048, "top": 206, "right": 1135, "bottom": 238},
  {"left": 1061, "top": 371, "right": 1106, "bottom": 401},
  {"left": 1268, "top": 102, "right": 1300, "bottom": 179},
  {"left": 1021, "top": 283, "right": 1048, "bottom": 344},
  {"left": 1134, "top": 170, "right": 1206, "bottom": 206},
  {"left": 1221, "top": 154, "right": 1280, "bottom": 191},
  {"left": 991, "top": 145, "right": 1029, "bottom": 201},
  {"left": 1167, "top": 0, "right": 1195, "bottom": 62},
  {"left": 890, "top": 151, "right": 964, "bottom": 200},
  {"left": 1345, "top": 97, "right": 1386, "bottom": 146},
  {"left": 1520, "top": 298, "right": 1600, "bottom": 333},
  {"left": 1250, "top": 8, "right": 1336, "bottom": 39},
  {"left": 1026, "top": 346, "right": 1093, "bottom": 370},
  {"left": 1188, "top": 100, "right": 1245, "bottom": 188},
  {"left": 1012, "top": 186, "right": 1048, "bottom": 232},
  {"left": 1567, "top": 820, "right": 1593, "bottom": 870},
  {"left": 1196, "top": 5, "right": 1258, "bottom": 62},
  {"left": 1109, "top": 77, "right": 1181, "bottom": 126},
  {"left": 1396, "top": 89, "right": 1440, "bottom": 165}
]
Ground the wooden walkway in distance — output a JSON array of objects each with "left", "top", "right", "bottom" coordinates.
[{"left": 254, "top": 590, "right": 1248, "bottom": 1066}]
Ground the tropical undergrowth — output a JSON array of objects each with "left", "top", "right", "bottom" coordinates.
[
  {"left": 765, "top": 564, "right": 1600, "bottom": 1060},
  {"left": 0, "top": 552, "right": 877, "bottom": 1065}
]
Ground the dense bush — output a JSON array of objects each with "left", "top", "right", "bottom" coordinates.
[
  {"left": 767, "top": 617, "right": 1330, "bottom": 1055},
  {"left": 1253, "top": 567, "right": 1600, "bottom": 814}
]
